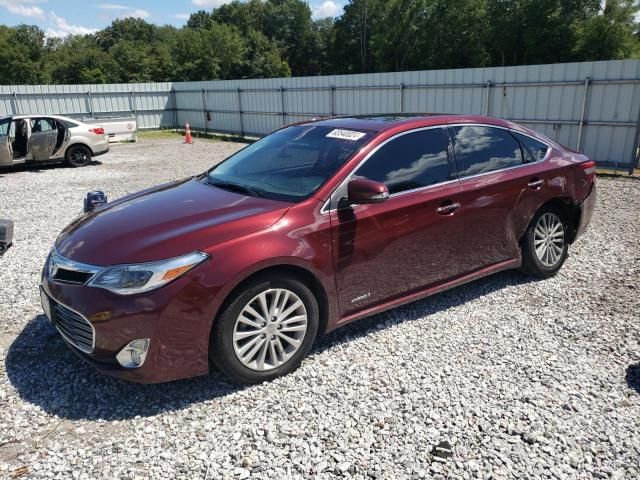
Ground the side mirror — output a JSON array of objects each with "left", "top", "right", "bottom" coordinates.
[{"left": 347, "top": 177, "right": 389, "bottom": 205}]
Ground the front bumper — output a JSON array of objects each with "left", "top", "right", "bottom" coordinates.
[{"left": 40, "top": 272, "right": 216, "bottom": 383}]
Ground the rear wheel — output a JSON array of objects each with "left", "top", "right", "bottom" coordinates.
[
  {"left": 65, "top": 145, "right": 92, "bottom": 167},
  {"left": 210, "top": 274, "right": 319, "bottom": 384},
  {"left": 520, "top": 206, "right": 568, "bottom": 278}
]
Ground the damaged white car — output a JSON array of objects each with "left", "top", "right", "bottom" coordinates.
[{"left": 0, "top": 115, "right": 109, "bottom": 168}]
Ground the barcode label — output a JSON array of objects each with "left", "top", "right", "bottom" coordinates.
[{"left": 326, "top": 129, "right": 366, "bottom": 141}]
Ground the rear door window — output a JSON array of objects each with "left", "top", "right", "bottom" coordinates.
[
  {"left": 31, "top": 118, "right": 56, "bottom": 133},
  {"left": 450, "top": 125, "right": 524, "bottom": 177},
  {"left": 354, "top": 128, "right": 451, "bottom": 194},
  {"left": 511, "top": 132, "right": 549, "bottom": 162}
]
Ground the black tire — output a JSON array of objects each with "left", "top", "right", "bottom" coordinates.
[
  {"left": 65, "top": 145, "right": 92, "bottom": 167},
  {"left": 210, "top": 274, "right": 319, "bottom": 384},
  {"left": 520, "top": 205, "right": 569, "bottom": 278}
]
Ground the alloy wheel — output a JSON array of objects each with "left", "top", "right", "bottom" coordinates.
[
  {"left": 232, "top": 288, "right": 308, "bottom": 371},
  {"left": 534, "top": 212, "right": 565, "bottom": 267},
  {"left": 72, "top": 149, "right": 89, "bottom": 163}
]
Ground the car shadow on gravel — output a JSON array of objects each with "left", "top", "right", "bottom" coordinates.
[
  {"left": 625, "top": 364, "right": 640, "bottom": 394},
  {"left": 0, "top": 161, "right": 102, "bottom": 175},
  {"left": 312, "top": 269, "right": 538, "bottom": 355},
  {"left": 6, "top": 270, "right": 536, "bottom": 421},
  {"left": 5, "top": 315, "right": 246, "bottom": 421}
]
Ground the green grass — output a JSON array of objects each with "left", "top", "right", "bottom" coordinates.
[
  {"left": 137, "top": 129, "right": 184, "bottom": 140},
  {"left": 138, "top": 128, "right": 253, "bottom": 144}
]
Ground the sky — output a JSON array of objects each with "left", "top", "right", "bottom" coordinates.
[{"left": 0, "top": 0, "right": 346, "bottom": 38}]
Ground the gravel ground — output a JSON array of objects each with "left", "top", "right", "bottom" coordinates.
[{"left": 0, "top": 136, "right": 639, "bottom": 479}]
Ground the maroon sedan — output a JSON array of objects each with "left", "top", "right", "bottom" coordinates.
[{"left": 40, "top": 114, "right": 596, "bottom": 384}]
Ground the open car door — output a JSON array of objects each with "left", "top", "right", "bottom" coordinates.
[
  {"left": 52, "top": 119, "right": 70, "bottom": 157},
  {"left": 29, "top": 117, "right": 58, "bottom": 161},
  {"left": 0, "top": 118, "right": 13, "bottom": 166}
]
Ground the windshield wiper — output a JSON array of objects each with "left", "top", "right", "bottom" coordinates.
[{"left": 207, "top": 178, "right": 264, "bottom": 197}]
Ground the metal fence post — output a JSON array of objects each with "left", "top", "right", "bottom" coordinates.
[
  {"left": 399, "top": 83, "right": 404, "bottom": 113},
  {"left": 576, "top": 77, "right": 591, "bottom": 151},
  {"left": 130, "top": 90, "right": 137, "bottom": 126},
  {"left": 171, "top": 89, "right": 178, "bottom": 129},
  {"left": 330, "top": 85, "right": 336, "bottom": 116},
  {"left": 484, "top": 81, "right": 492, "bottom": 116},
  {"left": 237, "top": 88, "right": 244, "bottom": 137},
  {"left": 280, "top": 87, "right": 286, "bottom": 126},
  {"left": 202, "top": 88, "right": 207, "bottom": 134},
  {"left": 87, "top": 89, "right": 93, "bottom": 117},
  {"left": 630, "top": 97, "right": 640, "bottom": 175}
]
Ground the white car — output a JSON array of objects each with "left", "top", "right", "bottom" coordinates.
[{"left": 0, "top": 114, "right": 109, "bottom": 168}]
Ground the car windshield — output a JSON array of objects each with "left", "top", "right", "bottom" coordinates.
[{"left": 206, "top": 125, "right": 374, "bottom": 202}]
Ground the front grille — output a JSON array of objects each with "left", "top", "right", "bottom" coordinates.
[
  {"left": 53, "top": 268, "right": 93, "bottom": 284},
  {"left": 53, "top": 301, "right": 95, "bottom": 354}
]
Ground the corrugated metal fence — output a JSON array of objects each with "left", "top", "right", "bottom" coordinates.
[{"left": 2, "top": 60, "right": 640, "bottom": 171}]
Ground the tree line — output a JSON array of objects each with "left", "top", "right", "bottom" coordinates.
[{"left": 0, "top": 0, "right": 638, "bottom": 85}]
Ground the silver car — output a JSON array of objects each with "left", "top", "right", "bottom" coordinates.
[{"left": 0, "top": 114, "right": 109, "bottom": 168}]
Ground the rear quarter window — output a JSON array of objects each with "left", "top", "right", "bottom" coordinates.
[
  {"left": 512, "top": 132, "right": 549, "bottom": 162},
  {"left": 61, "top": 120, "right": 79, "bottom": 128}
]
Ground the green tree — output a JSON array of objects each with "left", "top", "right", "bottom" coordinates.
[
  {"left": 422, "top": 0, "right": 489, "bottom": 69},
  {"left": 240, "top": 28, "right": 291, "bottom": 78},
  {"left": 1, "top": 0, "right": 640, "bottom": 85},
  {"left": 485, "top": 0, "right": 600, "bottom": 66},
  {"left": 0, "top": 24, "right": 48, "bottom": 84},
  {"left": 95, "top": 18, "right": 157, "bottom": 50},
  {"left": 576, "top": 0, "right": 639, "bottom": 60},
  {"left": 332, "top": 0, "right": 386, "bottom": 73},
  {"left": 312, "top": 18, "right": 336, "bottom": 74},
  {"left": 171, "top": 24, "right": 247, "bottom": 81},
  {"left": 47, "top": 35, "right": 117, "bottom": 84}
]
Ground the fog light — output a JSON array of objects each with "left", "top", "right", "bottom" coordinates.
[{"left": 116, "top": 338, "right": 150, "bottom": 368}]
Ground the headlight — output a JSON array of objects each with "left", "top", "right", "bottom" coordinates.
[{"left": 87, "top": 252, "right": 208, "bottom": 295}]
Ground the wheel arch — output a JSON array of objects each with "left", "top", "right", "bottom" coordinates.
[
  {"left": 62, "top": 141, "right": 94, "bottom": 158},
  {"left": 212, "top": 263, "right": 330, "bottom": 340},
  {"left": 523, "top": 197, "right": 581, "bottom": 244}
]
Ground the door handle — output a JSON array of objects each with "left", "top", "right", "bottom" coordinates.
[
  {"left": 436, "top": 202, "right": 461, "bottom": 215},
  {"left": 528, "top": 178, "right": 544, "bottom": 189}
]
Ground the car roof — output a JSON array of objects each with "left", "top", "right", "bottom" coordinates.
[
  {"left": 306, "top": 113, "right": 516, "bottom": 133},
  {"left": 0, "top": 114, "right": 78, "bottom": 121}
]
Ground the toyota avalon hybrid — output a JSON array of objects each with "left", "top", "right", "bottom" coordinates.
[{"left": 40, "top": 114, "right": 596, "bottom": 384}]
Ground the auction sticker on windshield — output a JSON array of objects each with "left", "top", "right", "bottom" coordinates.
[{"left": 326, "top": 129, "right": 367, "bottom": 141}]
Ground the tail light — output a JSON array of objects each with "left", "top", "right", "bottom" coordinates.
[
  {"left": 581, "top": 159, "right": 596, "bottom": 183},
  {"left": 89, "top": 127, "right": 105, "bottom": 135},
  {"left": 581, "top": 160, "right": 596, "bottom": 174}
]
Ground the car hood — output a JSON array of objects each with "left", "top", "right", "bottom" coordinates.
[{"left": 56, "top": 177, "right": 291, "bottom": 266}]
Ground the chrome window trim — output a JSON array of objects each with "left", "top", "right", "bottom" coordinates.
[
  {"left": 387, "top": 178, "right": 461, "bottom": 199},
  {"left": 455, "top": 159, "right": 541, "bottom": 182},
  {"left": 44, "top": 290, "right": 96, "bottom": 354},
  {"left": 320, "top": 122, "right": 552, "bottom": 215}
]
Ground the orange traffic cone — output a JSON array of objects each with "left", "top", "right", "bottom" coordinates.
[{"left": 184, "top": 122, "right": 193, "bottom": 144}]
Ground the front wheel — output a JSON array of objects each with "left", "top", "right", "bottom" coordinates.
[
  {"left": 520, "top": 207, "right": 568, "bottom": 278},
  {"left": 65, "top": 145, "right": 92, "bottom": 167},
  {"left": 210, "top": 274, "right": 319, "bottom": 384}
]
